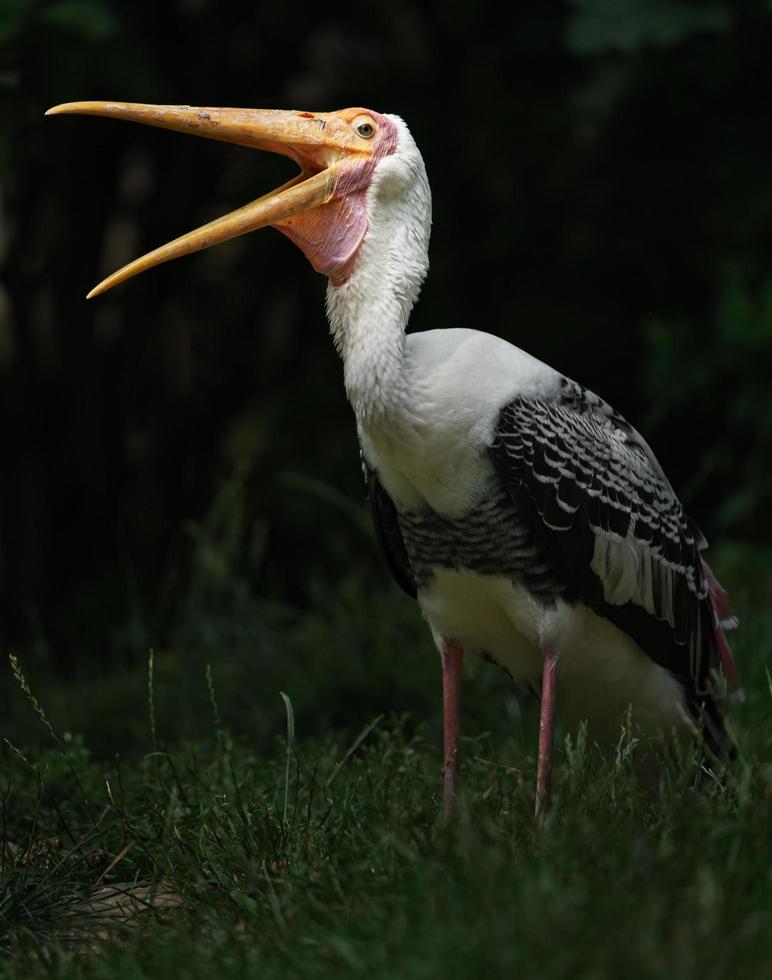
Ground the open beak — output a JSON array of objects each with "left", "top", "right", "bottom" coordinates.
[{"left": 46, "top": 102, "right": 372, "bottom": 297}]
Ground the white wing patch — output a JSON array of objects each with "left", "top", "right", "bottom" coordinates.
[{"left": 592, "top": 531, "right": 683, "bottom": 626}]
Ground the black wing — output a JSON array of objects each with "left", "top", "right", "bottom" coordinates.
[
  {"left": 365, "top": 462, "right": 417, "bottom": 599},
  {"left": 489, "top": 385, "right": 731, "bottom": 754}
]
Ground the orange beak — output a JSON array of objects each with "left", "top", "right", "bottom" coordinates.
[{"left": 46, "top": 101, "right": 384, "bottom": 296}]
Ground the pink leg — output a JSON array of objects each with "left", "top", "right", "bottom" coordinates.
[
  {"left": 535, "top": 645, "right": 559, "bottom": 826},
  {"left": 441, "top": 639, "right": 463, "bottom": 817}
]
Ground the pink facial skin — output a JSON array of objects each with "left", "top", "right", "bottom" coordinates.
[{"left": 274, "top": 112, "right": 398, "bottom": 286}]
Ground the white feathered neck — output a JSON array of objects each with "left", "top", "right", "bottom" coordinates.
[{"left": 325, "top": 115, "right": 432, "bottom": 427}]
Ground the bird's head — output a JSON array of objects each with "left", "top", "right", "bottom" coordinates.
[{"left": 45, "top": 102, "right": 426, "bottom": 297}]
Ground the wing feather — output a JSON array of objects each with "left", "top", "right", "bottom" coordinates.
[
  {"left": 364, "top": 461, "right": 417, "bottom": 599},
  {"left": 489, "top": 382, "right": 733, "bottom": 754}
]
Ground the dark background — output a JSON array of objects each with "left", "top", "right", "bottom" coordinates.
[{"left": 1, "top": 0, "right": 771, "bottom": 744}]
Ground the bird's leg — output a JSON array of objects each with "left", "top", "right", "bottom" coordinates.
[
  {"left": 535, "top": 645, "right": 559, "bottom": 826},
  {"left": 441, "top": 639, "right": 463, "bottom": 817}
]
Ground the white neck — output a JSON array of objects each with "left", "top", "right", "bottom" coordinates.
[{"left": 325, "top": 116, "right": 431, "bottom": 428}]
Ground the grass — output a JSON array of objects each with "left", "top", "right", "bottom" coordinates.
[{"left": 1, "top": 553, "right": 771, "bottom": 979}]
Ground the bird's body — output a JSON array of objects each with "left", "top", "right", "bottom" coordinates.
[
  {"left": 323, "top": 115, "right": 731, "bottom": 761},
  {"left": 362, "top": 327, "right": 688, "bottom": 745},
  {"left": 50, "top": 100, "right": 737, "bottom": 818}
]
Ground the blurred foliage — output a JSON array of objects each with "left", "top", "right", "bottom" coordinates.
[
  {"left": 566, "top": 0, "right": 731, "bottom": 54},
  {"left": 642, "top": 266, "right": 772, "bottom": 532},
  {"left": 0, "top": 0, "right": 771, "bottom": 694}
]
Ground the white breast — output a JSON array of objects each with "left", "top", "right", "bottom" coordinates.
[{"left": 359, "top": 327, "right": 560, "bottom": 514}]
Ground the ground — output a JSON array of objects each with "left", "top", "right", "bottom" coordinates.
[{"left": 1, "top": 546, "right": 771, "bottom": 979}]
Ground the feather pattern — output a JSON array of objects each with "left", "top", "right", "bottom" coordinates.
[
  {"left": 488, "top": 379, "right": 727, "bottom": 732},
  {"left": 396, "top": 489, "right": 565, "bottom": 596}
]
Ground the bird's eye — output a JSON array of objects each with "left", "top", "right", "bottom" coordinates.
[{"left": 356, "top": 121, "right": 375, "bottom": 139}]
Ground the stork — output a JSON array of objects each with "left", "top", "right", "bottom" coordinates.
[{"left": 47, "top": 102, "right": 737, "bottom": 822}]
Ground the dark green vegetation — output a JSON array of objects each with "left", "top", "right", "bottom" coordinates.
[
  {"left": 2, "top": 552, "right": 772, "bottom": 978},
  {"left": 2, "top": 2, "right": 772, "bottom": 977}
]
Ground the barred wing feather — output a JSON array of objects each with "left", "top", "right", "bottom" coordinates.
[{"left": 489, "top": 391, "right": 723, "bottom": 714}]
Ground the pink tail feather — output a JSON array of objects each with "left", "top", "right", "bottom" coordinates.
[{"left": 702, "top": 559, "right": 743, "bottom": 700}]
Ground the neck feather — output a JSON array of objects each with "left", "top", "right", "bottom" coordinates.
[{"left": 325, "top": 118, "right": 431, "bottom": 427}]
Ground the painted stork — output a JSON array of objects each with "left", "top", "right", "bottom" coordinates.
[{"left": 47, "top": 102, "right": 737, "bottom": 821}]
